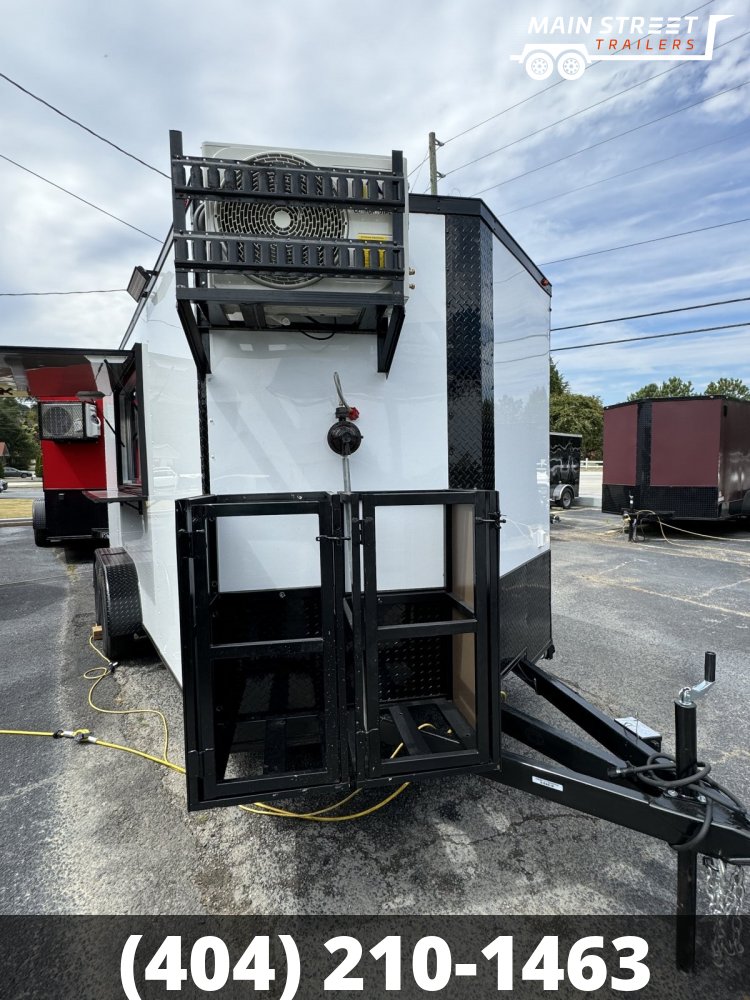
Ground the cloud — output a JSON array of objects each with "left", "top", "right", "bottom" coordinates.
[{"left": 0, "top": 0, "right": 746, "bottom": 409}]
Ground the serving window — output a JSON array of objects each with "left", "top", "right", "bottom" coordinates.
[{"left": 115, "top": 344, "right": 148, "bottom": 497}]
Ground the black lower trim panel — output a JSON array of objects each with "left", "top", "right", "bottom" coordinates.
[{"left": 498, "top": 550, "right": 552, "bottom": 667}]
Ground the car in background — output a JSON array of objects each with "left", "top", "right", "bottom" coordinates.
[{"left": 2, "top": 466, "right": 33, "bottom": 478}]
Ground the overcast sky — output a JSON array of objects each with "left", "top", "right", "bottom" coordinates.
[{"left": 1, "top": 0, "right": 747, "bottom": 404}]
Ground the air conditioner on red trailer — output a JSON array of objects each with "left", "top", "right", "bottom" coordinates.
[{"left": 38, "top": 401, "right": 101, "bottom": 441}]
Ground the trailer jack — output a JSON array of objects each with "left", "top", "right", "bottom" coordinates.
[{"left": 487, "top": 653, "right": 750, "bottom": 972}]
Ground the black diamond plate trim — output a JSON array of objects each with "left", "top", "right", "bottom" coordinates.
[
  {"left": 637, "top": 401, "right": 652, "bottom": 489},
  {"left": 603, "top": 484, "right": 720, "bottom": 519},
  {"left": 378, "top": 637, "right": 450, "bottom": 702},
  {"left": 211, "top": 590, "right": 322, "bottom": 645},
  {"left": 498, "top": 550, "right": 552, "bottom": 667},
  {"left": 445, "top": 216, "right": 495, "bottom": 490},
  {"left": 197, "top": 373, "right": 210, "bottom": 495},
  {"left": 602, "top": 484, "right": 632, "bottom": 514}
]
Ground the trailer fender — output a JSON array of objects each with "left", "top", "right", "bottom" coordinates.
[
  {"left": 93, "top": 548, "right": 142, "bottom": 661},
  {"left": 552, "top": 484, "right": 575, "bottom": 509}
]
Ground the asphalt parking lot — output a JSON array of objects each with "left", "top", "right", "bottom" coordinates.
[{"left": 1, "top": 506, "right": 749, "bottom": 924}]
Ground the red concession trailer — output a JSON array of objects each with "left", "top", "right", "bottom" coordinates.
[
  {"left": 0, "top": 351, "right": 123, "bottom": 546},
  {"left": 602, "top": 396, "right": 750, "bottom": 520}
]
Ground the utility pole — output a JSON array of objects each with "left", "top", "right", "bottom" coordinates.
[{"left": 428, "top": 131, "right": 445, "bottom": 196}]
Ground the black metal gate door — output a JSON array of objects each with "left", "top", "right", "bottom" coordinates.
[
  {"left": 176, "top": 493, "right": 347, "bottom": 809},
  {"left": 352, "top": 490, "right": 501, "bottom": 783}
]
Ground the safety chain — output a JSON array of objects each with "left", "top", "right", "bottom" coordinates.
[{"left": 703, "top": 857, "right": 747, "bottom": 967}]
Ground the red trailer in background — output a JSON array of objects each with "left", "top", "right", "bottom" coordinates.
[
  {"left": 26, "top": 362, "right": 109, "bottom": 546},
  {"left": 602, "top": 396, "right": 750, "bottom": 520}
]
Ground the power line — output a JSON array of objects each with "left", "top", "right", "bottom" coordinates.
[
  {"left": 0, "top": 289, "right": 126, "bottom": 297},
  {"left": 408, "top": 150, "right": 429, "bottom": 185},
  {"left": 540, "top": 217, "right": 750, "bottom": 266},
  {"left": 0, "top": 153, "right": 162, "bottom": 243},
  {"left": 0, "top": 72, "right": 170, "bottom": 180},
  {"left": 551, "top": 296, "right": 750, "bottom": 331},
  {"left": 471, "top": 77, "right": 750, "bottom": 197},
  {"left": 501, "top": 129, "right": 749, "bottom": 217},
  {"left": 445, "top": 60, "right": 685, "bottom": 178},
  {"left": 442, "top": 80, "right": 565, "bottom": 147},
  {"left": 552, "top": 321, "right": 750, "bottom": 352}
]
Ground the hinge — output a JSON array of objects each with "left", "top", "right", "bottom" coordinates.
[
  {"left": 476, "top": 512, "right": 506, "bottom": 529},
  {"left": 350, "top": 517, "right": 372, "bottom": 545},
  {"left": 177, "top": 528, "right": 194, "bottom": 557},
  {"left": 187, "top": 747, "right": 213, "bottom": 778}
]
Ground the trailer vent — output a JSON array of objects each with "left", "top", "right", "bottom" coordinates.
[
  {"left": 215, "top": 153, "right": 347, "bottom": 289},
  {"left": 39, "top": 401, "right": 100, "bottom": 441}
]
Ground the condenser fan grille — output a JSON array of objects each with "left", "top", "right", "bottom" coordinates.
[
  {"left": 215, "top": 152, "right": 348, "bottom": 288},
  {"left": 40, "top": 402, "right": 83, "bottom": 440}
]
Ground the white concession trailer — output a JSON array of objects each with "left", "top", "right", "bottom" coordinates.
[
  {"left": 91, "top": 133, "right": 553, "bottom": 811},
  {"left": 3, "top": 132, "right": 749, "bottom": 969}
]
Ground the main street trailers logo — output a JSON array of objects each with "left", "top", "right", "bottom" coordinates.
[{"left": 512, "top": 13, "right": 732, "bottom": 80}]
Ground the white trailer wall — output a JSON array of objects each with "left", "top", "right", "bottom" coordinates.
[
  {"left": 118, "top": 254, "right": 202, "bottom": 681},
  {"left": 206, "top": 213, "right": 449, "bottom": 594},
  {"left": 492, "top": 239, "right": 551, "bottom": 576}
]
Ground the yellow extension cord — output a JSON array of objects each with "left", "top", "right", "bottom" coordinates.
[{"left": 0, "top": 631, "right": 443, "bottom": 822}]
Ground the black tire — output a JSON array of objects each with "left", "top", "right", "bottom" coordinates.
[
  {"left": 34, "top": 528, "right": 50, "bottom": 547},
  {"left": 32, "top": 499, "right": 50, "bottom": 547},
  {"left": 559, "top": 487, "right": 574, "bottom": 510}
]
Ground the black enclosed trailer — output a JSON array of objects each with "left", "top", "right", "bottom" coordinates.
[
  {"left": 550, "top": 431, "right": 581, "bottom": 509},
  {"left": 603, "top": 396, "right": 750, "bottom": 520}
]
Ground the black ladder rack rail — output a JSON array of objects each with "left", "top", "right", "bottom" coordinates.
[{"left": 169, "top": 130, "right": 407, "bottom": 374}]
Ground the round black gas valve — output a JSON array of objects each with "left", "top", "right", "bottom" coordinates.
[{"left": 327, "top": 411, "right": 362, "bottom": 456}]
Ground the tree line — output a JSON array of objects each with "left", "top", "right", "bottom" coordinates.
[{"left": 0, "top": 398, "right": 39, "bottom": 474}]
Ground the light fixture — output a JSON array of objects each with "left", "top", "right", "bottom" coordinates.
[{"left": 127, "top": 266, "right": 154, "bottom": 302}]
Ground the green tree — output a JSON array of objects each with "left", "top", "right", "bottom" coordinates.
[
  {"left": 550, "top": 359, "right": 569, "bottom": 397},
  {"left": 550, "top": 392, "right": 604, "bottom": 458},
  {"left": 627, "top": 377, "right": 695, "bottom": 401},
  {"left": 0, "top": 398, "right": 38, "bottom": 469},
  {"left": 704, "top": 377, "right": 750, "bottom": 400}
]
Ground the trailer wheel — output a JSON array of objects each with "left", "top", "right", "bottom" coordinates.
[
  {"left": 32, "top": 499, "right": 50, "bottom": 547},
  {"left": 93, "top": 548, "right": 142, "bottom": 662},
  {"left": 524, "top": 50, "right": 554, "bottom": 80},
  {"left": 559, "top": 487, "right": 574, "bottom": 510},
  {"left": 557, "top": 51, "right": 587, "bottom": 80}
]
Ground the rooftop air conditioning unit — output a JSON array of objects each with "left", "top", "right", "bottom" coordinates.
[
  {"left": 197, "top": 142, "right": 408, "bottom": 329},
  {"left": 39, "top": 401, "right": 101, "bottom": 441}
]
